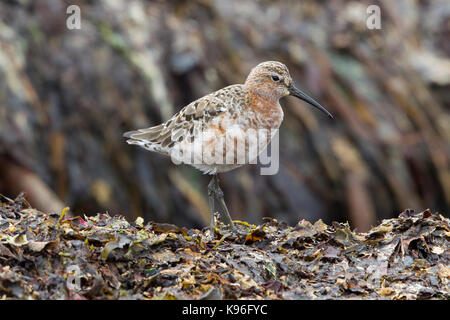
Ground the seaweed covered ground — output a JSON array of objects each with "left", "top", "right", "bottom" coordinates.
[{"left": 0, "top": 194, "right": 448, "bottom": 300}]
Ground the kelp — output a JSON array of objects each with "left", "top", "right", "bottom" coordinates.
[{"left": 0, "top": 195, "right": 448, "bottom": 299}]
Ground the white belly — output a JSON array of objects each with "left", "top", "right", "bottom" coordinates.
[{"left": 168, "top": 114, "right": 280, "bottom": 175}]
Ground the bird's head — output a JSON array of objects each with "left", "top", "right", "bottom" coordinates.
[{"left": 245, "top": 61, "right": 333, "bottom": 118}]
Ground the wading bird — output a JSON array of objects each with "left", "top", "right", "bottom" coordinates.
[{"left": 124, "top": 61, "right": 332, "bottom": 231}]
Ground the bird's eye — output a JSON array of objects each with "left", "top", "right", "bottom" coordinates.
[{"left": 271, "top": 75, "right": 280, "bottom": 82}]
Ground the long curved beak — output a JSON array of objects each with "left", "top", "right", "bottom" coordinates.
[{"left": 289, "top": 85, "right": 333, "bottom": 119}]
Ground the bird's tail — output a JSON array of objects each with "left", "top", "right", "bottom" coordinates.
[
  {"left": 123, "top": 126, "right": 169, "bottom": 155},
  {"left": 123, "top": 130, "right": 142, "bottom": 145}
]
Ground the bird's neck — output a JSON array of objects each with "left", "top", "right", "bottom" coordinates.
[{"left": 246, "top": 90, "right": 284, "bottom": 129}]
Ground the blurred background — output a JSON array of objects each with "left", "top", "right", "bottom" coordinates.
[{"left": 0, "top": 0, "right": 449, "bottom": 232}]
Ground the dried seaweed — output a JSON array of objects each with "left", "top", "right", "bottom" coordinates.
[{"left": 0, "top": 196, "right": 448, "bottom": 300}]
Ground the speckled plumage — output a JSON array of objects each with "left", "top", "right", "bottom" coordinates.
[{"left": 124, "top": 61, "right": 331, "bottom": 174}]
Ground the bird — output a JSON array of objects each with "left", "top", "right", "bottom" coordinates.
[{"left": 124, "top": 61, "right": 333, "bottom": 231}]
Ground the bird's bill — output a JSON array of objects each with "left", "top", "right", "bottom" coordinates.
[{"left": 289, "top": 85, "right": 333, "bottom": 119}]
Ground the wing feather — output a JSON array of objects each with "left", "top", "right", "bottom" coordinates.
[{"left": 124, "top": 84, "right": 244, "bottom": 155}]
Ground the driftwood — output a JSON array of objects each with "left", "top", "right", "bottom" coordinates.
[{"left": 0, "top": 195, "right": 448, "bottom": 300}]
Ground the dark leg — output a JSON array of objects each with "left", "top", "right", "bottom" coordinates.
[
  {"left": 214, "top": 175, "right": 234, "bottom": 228},
  {"left": 207, "top": 177, "right": 216, "bottom": 231},
  {"left": 207, "top": 175, "right": 235, "bottom": 231}
]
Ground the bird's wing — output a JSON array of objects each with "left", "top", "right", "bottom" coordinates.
[{"left": 123, "top": 85, "right": 244, "bottom": 153}]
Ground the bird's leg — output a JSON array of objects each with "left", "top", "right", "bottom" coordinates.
[
  {"left": 207, "top": 176, "right": 217, "bottom": 231},
  {"left": 207, "top": 174, "right": 235, "bottom": 231},
  {"left": 213, "top": 175, "right": 235, "bottom": 229}
]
